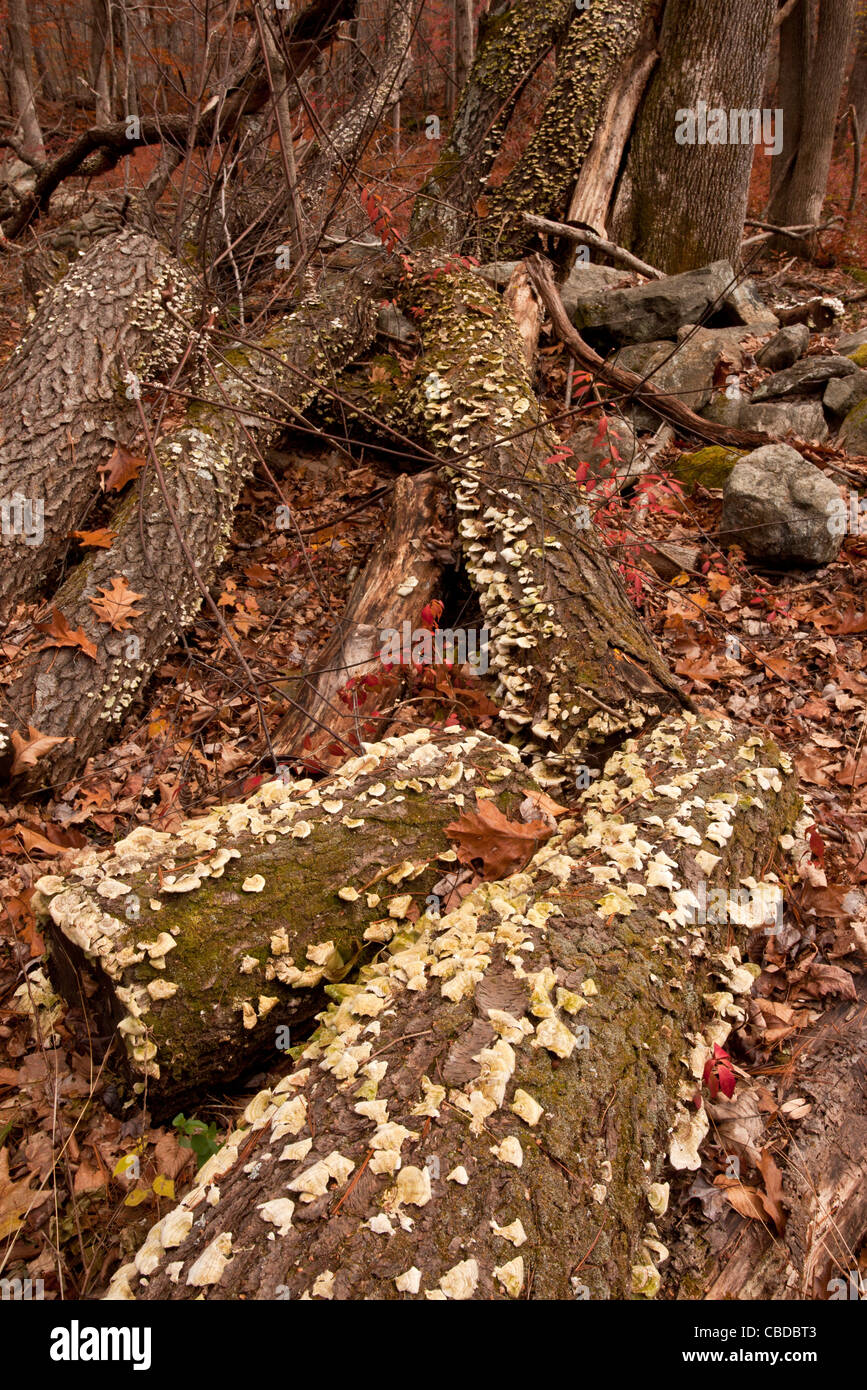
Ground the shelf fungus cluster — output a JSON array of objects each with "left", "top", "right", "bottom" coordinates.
[{"left": 110, "top": 711, "right": 801, "bottom": 1301}]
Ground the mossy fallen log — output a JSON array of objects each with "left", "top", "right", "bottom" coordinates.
[
  {"left": 108, "top": 711, "right": 804, "bottom": 1301},
  {"left": 35, "top": 729, "right": 536, "bottom": 1113}
]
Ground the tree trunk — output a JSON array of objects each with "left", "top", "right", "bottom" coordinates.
[
  {"left": 0, "top": 230, "right": 200, "bottom": 622},
  {"left": 6, "top": 0, "right": 44, "bottom": 160},
  {"left": 0, "top": 273, "right": 375, "bottom": 794},
  {"left": 90, "top": 0, "right": 115, "bottom": 126},
  {"left": 767, "top": 0, "right": 857, "bottom": 243},
  {"left": 485, "top": 0, "right": 657, "bottom": 238},
  {"left": 769, "top": 0, "right": 811, "bottom": 202},
  {"left": 610, "top": 0, "right": 778, "bottom": 273},
  {"left": 410, "top": 0, "right": 578, "bottom": 246},
  {"left": 102, "top": 713, "right": 799, "bottom": 1299},
  {"left": 844, "top": 9, "right": 867, "bottom": 139}
]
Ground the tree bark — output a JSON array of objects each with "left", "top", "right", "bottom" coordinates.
[
  {"left": 485, "top": 0, "right": 658, "bottom": 239},
  {"left": 767, "top": 0, "right": 857, "bottom": 245},
  {"left": 0, "top": 273, "right": 375, "bottom": 794},
  {"left": 37, "top": 729, "right": 533, "bottom": 1112},
  {"left": 610, "top": 0, "right": 778, "bottom": 273},
  {"left": 0, "top": 230, "right": 200, "bottom": 621},
  {"left": 410, "top": 0, "right": 578, "bottom": 246},
  {"left": 103, "top": 713, "right": 800, "bottom": 1300},
  {"left": 5, "top": 0, "right": 44, "bottom": 160}
]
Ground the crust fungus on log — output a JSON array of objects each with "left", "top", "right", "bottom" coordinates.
[
  {"left": 395, "top": 256, "right": 686, "bottom": 783},
  {"left": 1, "top": 272, "right": 375, "bottom": 793},
  {"left": 0, "top": 229, "right": 200, "bottom": 619},
  {"left": 106, "top": 712, "right": 803, "bottom": 1300},
  {"left": 35, "top": 728, "right": 537, "bottom": 1112}
]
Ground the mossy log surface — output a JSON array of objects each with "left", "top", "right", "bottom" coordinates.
[
  {"left": 1, "top": 272, "right": 375, "bottom": 793},
  {"left": 36, "top": 730, "right": 536, "bottom": 1112},
  {"left": 398, "top": 258, "right": 686, "bottom": 784},
  {"left": 106, "top": 712, "right": 801, "bottom": 1300},
  {"left": 0, "top": 229, "right": 200, "bottom": 619}
]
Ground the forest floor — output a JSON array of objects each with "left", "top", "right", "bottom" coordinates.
[{"left": 1, "top": 129, "right": 867, "bottom": 1299}]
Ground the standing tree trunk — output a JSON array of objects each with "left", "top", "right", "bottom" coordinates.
[
  {"left": 610, "top": 0, "right": 778, "bottom": 273},
  {"left": 770, "top": 0, "right": 811, "bottom": 201},
  {"left": 767, "top": 0, "right": 856, "bottom": 243},
  {"left": 6, "top": 0, "right": 44, "bottom": 160},
  {"left": 845, "top": 7, "right": 867, "bottom": 136},
  {"left": 89, "top": 0, "right": 115, "bottom": 126}
]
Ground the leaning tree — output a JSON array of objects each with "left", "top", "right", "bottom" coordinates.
[{"left": 1, "top": 0, "right": 864, "bottom": 1302}]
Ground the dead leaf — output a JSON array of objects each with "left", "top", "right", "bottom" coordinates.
[
  {"left": 98, "top": 444, "right": 146, "bottom": 493},
  {"left": 10, "top": 724, "right": 70, "bottom": 776},
  {"left": 69, "top": 528, "right": 117, "bottom": 549},
  {"left": 757, "top": 1148, "right": 787, "bottom": 1234},
  {"left": 0, "top": 1147, "right": 51, "bottom": 1240},
  {"left": 89, "top": 576, "right": 144, "bottom": 631},
  {"left": 35, "top": 607, "right": 97, "bottom": 660},
  {"left": 445, "top": 798, "right": 552, "bottom": 880}
]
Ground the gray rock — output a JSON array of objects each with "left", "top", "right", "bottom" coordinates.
[
  {"left": 477, "top": 259, "right": 635, "bottom": 299},
  {"left": 721, "top": 444, "right": 842, "bottom": 566},
  {"left": 615, "top": 329, "right": 743, "bottom": 427},
  {"left": 675, "top": 323, "right": 777, "bottom": 350},
  {"left": 824, "top": 370, "right": 867, "bottom": 423},
  {"left": 376, "top": 303, "right": 418, "bottom": 345},
  {"left": 840, "top": 398, "right": 867, "bottom": 454},
  {"left": 752, "top": 355, "right": 858, "bottom": 402},
  {"left": 755, "top": 324, "right": 810, "bottom": 371},
  {"left": 739, "top": 400, "right": 829, "bottom": 441},
  {"left": 569, "top": 259, "right": 735, "bottom": 346},
  {"left": 701, "top": 393, "right": 829, "bottom": 440},
  {"left": 836, "top": 326, "right": 867, "bottom": 355},
  {"left": 724, "top": 277, "right": 778, "bottom": 327}
]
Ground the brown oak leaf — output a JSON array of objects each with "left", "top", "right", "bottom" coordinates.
[
  {"left": 10, "top": 724, "right": 70, "bottom": 776},
  {"left": 445, "top": 798, "right": 552, "bottom": 880},
  {"left": 89, "top": 577, "right": 144, "bottom": 631},
  {"left": 35, "top": 607, "right": 97, "bottom": 660},
  {"left": 98, "top": 444, "right": 147, "bottom": 493}
]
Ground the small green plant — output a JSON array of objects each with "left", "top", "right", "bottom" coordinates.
[{"left": 172, "top": 1113, "right": 221, "bottom": 1170}]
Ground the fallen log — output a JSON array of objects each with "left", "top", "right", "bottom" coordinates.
[
  {"left": 106, "top": 711, "right": 802, "bottom": 1300},
  {"left": 397, "top": 254, "right": 687, "bottom": 785},
  {"left": 0, "top": 272, "right": 375, "bottom": 793},
  {"left": 0, "top": 229, "right": 200, "bottom": 619},
  {"left": 272, "top": 472, "right": 454, "bottom": 761},
  {"left": 36, "top": 729, "right": 537, "bottom": 1112}
]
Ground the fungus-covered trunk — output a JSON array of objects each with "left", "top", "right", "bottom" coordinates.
[{"left": 100, "top": 713, "right": 801, "bottom": 1300}]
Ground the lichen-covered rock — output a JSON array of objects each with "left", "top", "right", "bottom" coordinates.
[
  {"left": 824, "top": 370, "right": 867, "bottom": 423},
  {"left": 674, "top": 447, "right": 743, "bottom": 493},
  {"left": 839, "top": 397, "right": 867, "bottom": 454},
  {"left": 569, "top": 261, "right": 736, "bottom": 348},
  {"left": 721, "top": 444, "right": 842, "bottom": 567}
]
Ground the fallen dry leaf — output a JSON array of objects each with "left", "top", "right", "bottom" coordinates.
[
  {"left": 98, "top": 444, "right": 147, "bottom": 493},
  {"left": 0, "top": 1147, "right": 51, "bottom": 1240},
  {"left": 69, "top": 528, "right": 117, "bottom": 549},
  {"left": 35, "top": 607, "right": 97, "bottom": 660},
  {"left": 89, "top": 576, "right": 144, "bottom": 631},
  {"left": 445, "top": 798, "right": 552, "bottom": 880},
  {"left": 10, "top": 724, "right": 70, "bottom": 776}
]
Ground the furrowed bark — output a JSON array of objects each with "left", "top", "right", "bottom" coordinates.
[
  {"left": 410, "top": 0, "right": 578, "bottom": 246},
  {"left": 396, "top": 255, "right": 686, "bottom": 785},
  {"left": 35, "top": 729, "right": 536, "bottom": 1112},
  {"left": 111, "top": 713, "right": 800, "bottom": 1300},
  {"left": 0, "top": 229, "right": 200, "bottom": 620},
  {"left": 0, "top": 274, "right": 375, "bottom": 792},
  {"left": 272, "top": 473, "right": 453, "bottom": 762}
]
